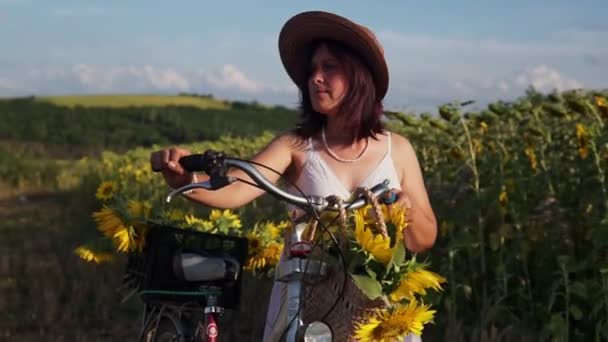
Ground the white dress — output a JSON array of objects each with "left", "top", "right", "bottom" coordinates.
[{"left": 262, "top": 133, "right": 422, "bottom": 342}]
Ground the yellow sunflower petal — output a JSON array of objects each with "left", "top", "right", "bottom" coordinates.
[
  {"left": 354, "top": 300, "right": 436, "bottom": 340},
  {"left": 92, "top": 206, "right": 124, "bottom": 238},
  {"left": 390, "top": 269, "right": 446, "bottom": 302},
  {"left": 74, "top": 246, "right": 113, "bottom": 263}
]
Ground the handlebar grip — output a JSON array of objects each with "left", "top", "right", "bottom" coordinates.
[
  {"left": 179, "top": 154, "right": 207, "bottom": 172},
  {"left": 382, "top": 191, "right": 399, "bottom": 205}
]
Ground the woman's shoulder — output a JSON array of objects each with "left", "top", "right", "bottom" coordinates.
[
  {"left": 383, "top": 130, "right": 414, "bottom": 151},
  {"left": 270, "top": 129, "right": 310, "bottom": 153}
]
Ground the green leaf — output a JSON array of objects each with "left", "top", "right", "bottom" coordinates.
[
  {"left": 489, "top": 233, "right": 500, "bottom": 251},
  {"left": 570, "top": 305, "right": 583, "bottom": 321},
  {"left": 366, "top": 267, "right": 377, "bottom": 280},
  {"left": 569, "top": 281, "right": 587, "bottom": 299},
  {"left": 389, "top": 242, "right": 406, "bottom": 269},
  {"left": 547, "top": 313, "right": 567, "bottom": 336},
  {"left": 351, "top": 274, "right": 383, "bottom": 300}
]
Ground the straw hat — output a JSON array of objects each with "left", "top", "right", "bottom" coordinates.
[{"left": 278, "top": 11, "right": 389, "bottom": 101}]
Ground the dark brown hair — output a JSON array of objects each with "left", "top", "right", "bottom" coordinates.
[{"left": 294, "top": 39, "right": 385, "bottom": 140}]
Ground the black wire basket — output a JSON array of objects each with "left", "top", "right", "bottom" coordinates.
[{"left": 123, "top": 224, "right": 249, "bottom": 310}]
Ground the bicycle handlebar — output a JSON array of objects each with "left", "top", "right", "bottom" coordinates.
[{"left": 165, "top": 150, "right": 393, "bottom": 212}]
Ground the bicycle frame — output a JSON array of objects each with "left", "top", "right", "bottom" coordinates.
[
  {"left": 203, "top": 293, "right": 222, "bottom": 342},
  {"left": 273, "top": 219, "right": 329, "bottom": 341},
  {"left": 138, "top": 292, "right": 223, "bottom": 342}
]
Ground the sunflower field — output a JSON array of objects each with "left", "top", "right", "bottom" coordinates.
[{"left": 3, "top": 88, "right": 608, "bottom": 341}]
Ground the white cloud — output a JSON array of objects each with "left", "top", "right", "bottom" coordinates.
[
  {"left": 0, "top": 63, "right": 298, "bottom": 107},
  {"left": 514, "top": 65, "right": 583, "bottom": 92},
  {"left": 205, "top": 64, "right": 261, "bottom": 93},
  {"left": 68, "top": 64, "right": 191, "bottom": 92},
  {"left": 0, "top": 77, "right": 20, "bottom": 92},
  {"left": 199, "top": 64, "right": 297, "bottom": 95},
  {"left": 375, "top": 29, "right": 605, "bottom": 111},
  {"left": 448, "top": 65, "right": 582, "bottom": 97}
]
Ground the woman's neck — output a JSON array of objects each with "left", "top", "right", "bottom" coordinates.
[{"left": 323, "top": 117, "right": 362, "bottom": 146}]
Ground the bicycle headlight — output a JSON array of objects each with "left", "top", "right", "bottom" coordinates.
[{"left": 302, "top": 321, "right": 332, "bottom": 342}]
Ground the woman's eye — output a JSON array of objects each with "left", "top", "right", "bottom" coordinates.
[{"left": 323, "top": 63, "right": 337, "bottom": 71}]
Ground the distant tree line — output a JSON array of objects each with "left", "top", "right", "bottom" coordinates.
[{"left": 0, "top": 97, "right": 297, "bottom": 158}]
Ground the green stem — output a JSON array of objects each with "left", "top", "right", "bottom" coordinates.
[
  {"left": 497, "top": 155, "right": 508, "bottom": 299},
  {"left": 602, "top": 271, "right": 608, "bottom": 327},
  {"left": 560, "top": 261, "right": 570, "bottom": 342},
  {"left": 590, "top": 139, "right": 608, "bottom": 211},
  {"left": 532, "top": 109, "right": 556, "bottom": 195},
  {"left": 459, "top": 115, "right": 487, "bottom": 330},
  {"left": 448, "top": 248, "right": 457, "bottom": 327}
]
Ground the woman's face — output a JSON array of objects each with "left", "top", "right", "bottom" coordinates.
[{"left": 307, "top": 43, "right": 349, "bottom": 116}]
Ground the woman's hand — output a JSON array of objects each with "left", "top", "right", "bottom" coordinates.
[
  {"left": 150, "top": 147, "right": 195, "bottom": 189},
  {"left": 383, "top": 188, "right": 412, "bottom": 210}
]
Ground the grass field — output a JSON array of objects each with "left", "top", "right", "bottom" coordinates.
[
  {"left": 0, "top": 189, "right": 272, "bottom": 341},
  {"left": 38, "top": 94, "right": 231, "bottom": 110}
]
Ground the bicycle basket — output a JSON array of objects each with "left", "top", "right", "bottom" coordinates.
[
  {"left": 300, "top": 268, "right": 386, "bottom": 341},
  {"left": 124, "top": 224, "right": 248, "bottom": 309}
]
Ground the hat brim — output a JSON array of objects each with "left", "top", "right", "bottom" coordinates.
[{"left": 279, "top": 11, "right": 389, "bottom": 101}]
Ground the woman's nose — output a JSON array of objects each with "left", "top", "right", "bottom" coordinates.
[{"left": 310, "top": 69, "right": 323, "bottom": 84}]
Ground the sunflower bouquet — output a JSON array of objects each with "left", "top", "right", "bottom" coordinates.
[{"left": 297, "top": 193, "right": 446, "bottom": 341}]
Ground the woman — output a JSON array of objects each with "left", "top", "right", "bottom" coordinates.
[{"left": 151, "top": 11, "right": 437, "bottom": 341}]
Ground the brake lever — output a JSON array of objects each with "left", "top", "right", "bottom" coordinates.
[{"left": 166, "top": 176, "right": 236, "bottom": 203}]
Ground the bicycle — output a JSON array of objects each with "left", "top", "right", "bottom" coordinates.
[{"left": 132, "top": 150, "right": 395, "bottom": 341}]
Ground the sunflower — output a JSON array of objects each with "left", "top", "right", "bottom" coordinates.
[
  {"left": 354, "top": 300, "right": 436, "bottom": 341},
  {"left": 354, "top": 205, "right": 406, "bottom": 265},
  {"left": 210, "top": 209, "right": 242, "bottom": 230},
  {"left": 74, "top": 246, "right": 113, "bottom": 263},
  {"left": 95, "top": 181, "right": 118, "bottom": 201},
  {"left": 267, "top": 221, "right": 289, "bottom": 240},
  {"left": 184, "top": 214, "right": 215, "bottom": 232},
  {"left": 131, "top": 222, "right": 148, "bottom": 253},
  {"left": 390, "top": 269, "right": 447, "bottom": 302},
  {"left": 134, "top": 167, "right": 152, "bottom": 183},
  {"left": 499, "top": 190, "right": 508, "bottom": 208},
  {"left": 246, "top": 230, "right": 264, "bottom": 256},
  {"left": 113, "top": 225, "right": 136, "bottom": 252},
  {"left": 127, "top": 200, "right": 152, "bottom": 219},
  {"left": 162, "top": 208, "right": 186, "bottom": 222},
  {"left": 261, "top": 242, "right": 283, "bottom": 268},
  {"left": 479, "top": 121, "right": 488, "bottom": 135},
  {"left": 576, "top": 124, "right": 589, "bottom": 159},
  {"left": 382, "top": 204, "right": 408, "bottom": 241},
  {"left": 245, "top": 241, "right": 284, "bottom": 272},
  {"left": 92, "top": 206, "right": 124, "bottom": 238},
  {"left": 524, "top": 147, "right": 538, "bottom": 171}
]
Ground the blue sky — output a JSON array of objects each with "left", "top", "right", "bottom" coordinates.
[{"left": 1, "top": 0, "right": 606, "bottom": 112}]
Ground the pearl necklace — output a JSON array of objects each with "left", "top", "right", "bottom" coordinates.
[{"left": 321, "top": 127, "right": 369, "bottom": 163}]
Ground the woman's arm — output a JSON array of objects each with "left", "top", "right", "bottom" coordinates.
[
  {"left": 391, "top": 133, "right": 438, "bottom": 252},
  {"left": 151, "top": 131, "right": 297, "bottom": 209}
]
